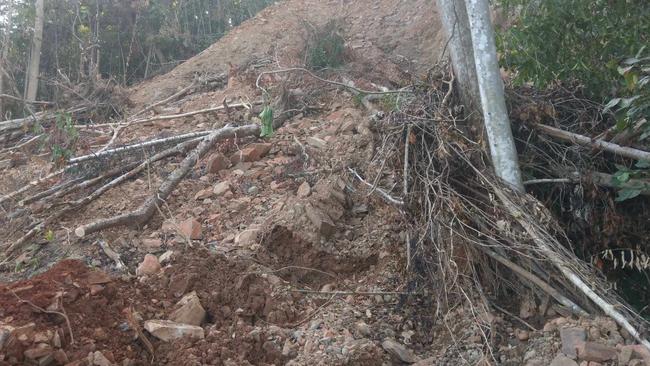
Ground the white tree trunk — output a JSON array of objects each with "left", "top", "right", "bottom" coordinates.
[
  {"left": 465, "top": 0, "right": 523, "bottom": 191},
  {"left": 437, "top": 0, "right": 481, "bottom": 114},
  {"left": 1, "top": 2, "right": 13, "bottom": 118},
  {"left": 24, "top": 0, "right": 44, "bottom": 102}
]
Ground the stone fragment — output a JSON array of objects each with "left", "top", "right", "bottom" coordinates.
[
  {"left": 381, "top": 339, "right": 419, "bottom": 364},
  {"left": 136, "top": 254, "right": 161, "bottom": 276},
  {"left": 549, "top": 354, "right": 579, "bottom": 366},
  {"left": 86, "top": 271, "right": 112, "bottom": 285},
  {"left": 305, "top": 204, "right": 336, "bottom": 238},
  {"left": 92, "top": 351, "right": 112, "bottom": 366},
  {"left": 159, "top": 250, "right": 174, "bottom": 264},
  {"left": 194, "top": 188, "right": 214, "bottom": 200},
  {"left": 206, "top": 153, "right": 230, "bottom": 174},
  {"left": 89, "top": 285, "right": 105, "bottom": 296},
  {"left": 144, "top": 320, "right": 204, "bottom": 342},
  {"left": 235, "top": 227, "right": 260, "bottom": 246},
  {"left": 577, "top": 342, "right": 617, "bottom": 362},
  {"left": 306, "top": 136, "right": 327, "bottom": 149},
  {"left": 230, "top": 143, "right": 272, "bottom": 163},
  {"left": 213, "top": 181, "right": 232, "bottom": 196},
  {"left": 179, "top": 218, "right": 202, "bottom": 240},
  {"left": 561, "top": 327, "right": 587, "bottom": 358},
  {"left": 52, "top": 349, "right": 68, "bottom": 364},
  {"left": 169, "top": 292, "right": 206, "bottom": 326},
  {"left": 297, "top": 182, "right": 311, "bottom": 198},
  {"left": 141, "top": 238, "right": 163, "bottom": 251},
  {"left": 24, "top": 343, "right": 53, "bottom": 360}
]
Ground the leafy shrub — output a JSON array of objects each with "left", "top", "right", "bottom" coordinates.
[
  {"left": 304, "top": 20, "right": 346, "bottom": 70},
  {"left": 607, "top": 52, "right": 650, "bottom": 201},
  {"left": 496, "top": 0, "right": 649, "bottom": 101}
]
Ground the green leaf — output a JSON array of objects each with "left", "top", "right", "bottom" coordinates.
[
  {"left": 614, "top": 171, "right": 631, "bottom": 184},
  {"left": 615, "top": 188, "right": 643, "bottom": 202},
  {"left": 603, "top": 98, "right": 621, "bottom": 112},
  {"left": 259, "top": 106, "right": 274, "bottom": 138}
]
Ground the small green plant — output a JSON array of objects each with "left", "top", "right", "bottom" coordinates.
[
  {"left": 44, "top": 229, "right": 55, "bottom": 242},
  {"left": 259, "top": 105, "right": 274, "bottom": 138},
  {"left": 49, "top": 111, "right": 79, "bottom": 165},
  {"left": 605, "top": 51, "right": 650, "bottom": 201},
  {"left": 304, "top": 20, "right": 346, "bottom": 70}
]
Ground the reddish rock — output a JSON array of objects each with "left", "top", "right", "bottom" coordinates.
[
  {"left": 306, "top": 136, "right": 327, "bottom": 149},
  {"left": 53, "top": 349, "right": 69, "bottom": 363},
  {"left": 206, "top": 153, "right": 231, "bottom": 174},
  {"left": 24, "top": 343, "right": 53, "bottom": 360},
  {"left": 141, "top": 238, "right": 163, "bottom": 251},
  {"left": 89, "top": 285, "right": 105, "bottom": 296},
  {"left": 561, "top": 327, "right": 587, "bottom": 358},
  {"left": 578, "top": 342, "right": 617, "bottom": 362},
  {"left": 136, "top": 254, "right": 161, "bottom": 276},
  {"left": 213, "top": 181, "right": 232, "bottom": 197},
  {"left": 86, "top": 271, "right": 112, "bottom": 285},
  {"left": 230, "top": 143, "right": 272, "bottom": 163},
  {"left": 194, "top": 188, "right": 214, "bottom": 200},
  {"left": 297, "top": 182, "right": 311, "bottom": 198},
  {"left": 179, "top": 218, "right": 202, "bottom": 240}
]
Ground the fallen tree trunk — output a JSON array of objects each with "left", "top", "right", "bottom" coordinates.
[
  {"left": 536, "top": 123, "right": 650, "bottom": 161},
  {"left": 67, "top": 129, "right": 216, "bottom": 165},
  {"left": 74, "top": 124, "right": 260, "bottom": 237}
]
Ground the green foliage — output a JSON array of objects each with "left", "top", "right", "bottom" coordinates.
[
  {"left": 305, "top": 20, "right": 346, "bottom": 70},
  {"left": 49, "top": 111, "right": 78, "bottom": 165},
  {"left": 496, "top": 0, "right": 650, "bottom": 100},
  {"left": 605, "top": 53, "right": 650, "bottom": 201},
  {"left": 259, "top": 105, "right": 274, "bottom": 138}
]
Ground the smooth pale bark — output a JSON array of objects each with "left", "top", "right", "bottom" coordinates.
[
  {"left": 465, "top": 0, "right": 523, "bottom": 191},
  {"left": 24, "top": 0, "right": 44, "bottom": 102},
  {"left": 0, "top": 3, "right": 12, "bottom": 118},
  {"left": 437, "top": 0, "right": 482, "bottom": 115}
]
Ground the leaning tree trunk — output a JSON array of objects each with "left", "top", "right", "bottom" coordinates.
[
  {"left": 24, "top": 0, "right": 44, "bottom": 102},
  {"left": 464, "top": 0, "right": 523, "bottom": 191}
]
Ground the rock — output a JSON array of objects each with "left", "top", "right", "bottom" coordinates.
[
  {"left": 141, "top": 238, "right": 163, "bottom": 251},
  {"left": 52, "top": 349, "right": 68, "bottom": 364},
  {"left": 159, "top": 250, "right": 174, "bottom": 264},
  {"left": 136, "top": 254, "right": 161, "bottom": 276},
  {"left": 179, "top": 218, "right": 202, "bottom": 240},
  {"left": 305, "top": 204, "right": 336, "bottom": 238},
  {"left": 144, "top": 320, "right": 204, "bottom": 341},
  {"left": 516, "top": 329, "right": 530, "bottom": 341},
  {"left": 297, "top": 182, "right": 311, "bottom": 198},
  {"left": 206, "top": 153, "right": 231, "bottom": 173},
  {"left": 230, "top": 143, "right": 272, "bottom": 163},
  {"left": 194, "top": 188, "right": 214, "bottom": 200},
  {"left": 577, "top": 342, "right": 617, "bottom": 362},
  {"left": 247, "top": 186, "right": 259, "bottom": 195},
  {"left": 355, "top": 322, "right": 371, "bottom": 337},
  {"left": 306, "top": 136, "right": 327, "bottom": 149},
  {"left": 561, "top": 327, "right": 587, "bottom": 358},
  {"left": 92, "top": 351, "right": 112, "bottom": 366},
  {"left": 619, "top": 345, "right": 633, "bottom": 365},
  {"left": 24, "top": 343, "right": 53, "bottom": 360},
  {"left": 550, "top": 354, "right": 579, "bottom": 366},
  {"left": 381, "top": 339, "right": 419, "bottom": 364},
  {"left": 89, "top": 284, "right": 105, "bottom": 296},
  {"left": 86, "top": 271, "right": 113, "bottom": 285},
  {"left": 213, "top": 181, "right": 232, "bottom": 196},
  {"left": 169, "top": 292, "right": 206, "bottom": 326},
  {"left": 235, "top": 228, "right": 260, "bottom": 246}
]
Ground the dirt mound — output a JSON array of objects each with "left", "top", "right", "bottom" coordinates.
[{"left": 130, "top": 0, "right": 445, "bottom": 107}]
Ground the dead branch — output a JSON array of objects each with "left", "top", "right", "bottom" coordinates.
[
  {"left": 481, "top": 247, "right": 588, "bottom": 317},
  {"left": 74, "top": 125, "right": 260, "bottom": 237},
  {"left": 68, "top": 129, "right": 215, "bottom": 165},
  {"left": 493, "top": 187, "right": 650, "bottom": 351},
  {"left": 348, "top": 167, "right": 404, "bottom": 206},
  {"left": 535, "top": 123, "right": 650, "bottom": 161},
  {"left": 524, "top": 171, "right": 650, "bottom": 196},
  {"left": 0, "top": 93, "right": 53, "bottom": 105},
  {"left": 11, "top": 291, "right": 74, "bottom": 345}
]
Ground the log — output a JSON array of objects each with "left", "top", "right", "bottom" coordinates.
[
  {"left": 74, "top": 124, "right": 260, "bottom": 237},
  {"left": 535, "top": 123, "right": 650, "bottom": 161}
]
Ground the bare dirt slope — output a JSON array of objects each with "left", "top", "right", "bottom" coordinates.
[
  {"left": 130, "top": 0, "right": 445, "bottom": 106},
  {"left": 1, "top": 1, "right": 648, "bottom": 366}
]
